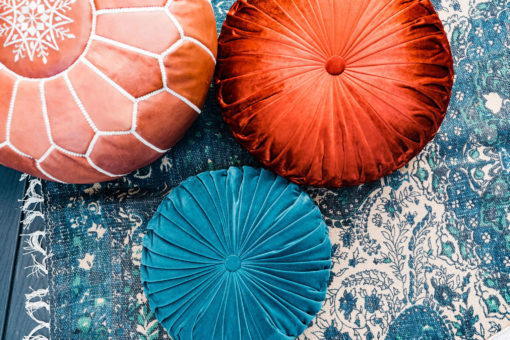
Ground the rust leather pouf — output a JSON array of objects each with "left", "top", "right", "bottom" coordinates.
[
  {"left": 216, "top": 0, "right": 455, "bottom": 187},
  {"left": 0, "top": 0, "right": 216, "bottom": 183}
]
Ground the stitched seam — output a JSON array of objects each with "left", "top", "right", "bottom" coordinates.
[
  {"left": 137, "top": 88, "right": 164, "bottom": 102},
  {"left": 182, "top": 36, "right": 216, "bottom": 63},
  {"left": 96, "top": 7, "right": 166, "bottom": 15},
  {"left": 158, "top": 56, "right": 168, "bottom": 88},
  {"left": 166, "top": 88, "right": 201, "bottom": 113},
  {"left": 92, "top": 34, "right": 160, "bottom": 59},
  {"left": 86, "top": 157, "right": 128, "bottom": 177},
  {"left": 130, "top": 102, "right": 138, "bottom": 133},
  {"left": 9, "top": 144, "right": 32, "bottom": 159},
  {"left": 165, "top": 7, "right": 184, "bottom": 38},
  {"left": 36, "top": 163, "right": 63, "bottom": 183},
  {"left": 97, "top": 130, "right": 132, "bottom": 136},
  {"left": 36, "top": 146, "right": 65, "bottom": 183},
  {"left": 82, "top": 57, "right": 136, "bottom": 103},
  {"left": 6, "top": 79, "right": 19, "bottom": 143},
  {"left": 53, "top": 145, "right": 86, "bottom": 158},
  {"left": 162, "top": 38, "right": 184, "bottom": 57},
  {"left": 39, "top": 83, "right": 80, "bottom": 179},
  {"left": 40, "top": 81, "right": 96, "bottom": 158},
  {"left": 39, "top": 82, "right": 53, "bottom": 144},
  {"left": 5, "top": 79, "right": 34, "bottom": 159},
  {"left": 85, "top": 134, "right": 99, "bottom": 157},
  {"left": 132, "top": 131, "right": 169, "bottom": 154},
  {"left": 64, "top": 72, "right": 99, "bottom": 133}
]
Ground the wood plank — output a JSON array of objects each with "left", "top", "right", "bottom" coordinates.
[{"left": 0, "top": 165, "right": 26, "bottom": 337}]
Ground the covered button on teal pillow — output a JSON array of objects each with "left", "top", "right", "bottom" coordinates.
[{"left": 141, "top": 166, "right": 331, "bottom": 339}]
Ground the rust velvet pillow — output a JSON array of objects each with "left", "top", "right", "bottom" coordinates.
[
  {"left": 0, "top": 0, "right": 217, "bottom": 183},
  {"left": 216, "top": 0, "right": 455, "bottom": 187}
]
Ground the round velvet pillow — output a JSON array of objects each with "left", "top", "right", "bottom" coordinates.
[
  {"left": 216, "top": 0, "right": 454, "bottom": 187},
  {"left": 141, "top": 166, "right": 331, "bottom": 340},
  {"left": 0, "top": 0, "right": 217, "bottom": 183}
]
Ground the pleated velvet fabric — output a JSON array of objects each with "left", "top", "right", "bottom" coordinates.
[
  {"left": 216, "top": 0, "right": 455, "bottom": 187},
  {"left": 141, "top": 166, "right": 331, "bottom": 340}
]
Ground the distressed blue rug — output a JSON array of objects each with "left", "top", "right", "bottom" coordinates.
[{"left": 44, "top": 0, "right": 510, "bottom": 339}]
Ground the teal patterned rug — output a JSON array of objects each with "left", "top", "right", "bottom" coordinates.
[{"left": 44, "top": 0, "right": 510, "bottom": 339}]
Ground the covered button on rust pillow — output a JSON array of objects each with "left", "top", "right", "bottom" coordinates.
[
  {"left": 216, "top": 0, "right": 454, "bottom": 187},
  {"left": 0, "top": 0, "right": 217, "bottom": 183}
]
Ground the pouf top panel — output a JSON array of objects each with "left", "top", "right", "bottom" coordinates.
[
  {"left": 141, "top": 166, "right": 332, "bottom": 340},
  {"left": 0, "top": 0, "right": 217, "bottom": 183},
  {"left": 216, "top": 0, "right": 455, "bottom": 187}
]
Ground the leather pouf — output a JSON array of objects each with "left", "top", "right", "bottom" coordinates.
[
  {"left": 216, "top": 0, "right": 454, "bottom": 187},
  {"left": 141, "top": 166, "right": 331, "bottom": 340},
  {"left": 0, "top": 0, "right": 217, "bottom": 183}
]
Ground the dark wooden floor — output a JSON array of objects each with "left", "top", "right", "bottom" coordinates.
[{"left": 0, "top": 165, "right": 48, "bottom": 339}]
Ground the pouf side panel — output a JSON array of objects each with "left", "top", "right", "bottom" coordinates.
[
  {"left": 45, "top": 77, "right": 96, "bottom": 155},
  {"left": 85, "top": 40, "right": 164, "bottom": 98},
  {"left": 10, "top": 81, "right": 51, "bottom": 159},
  {"left": 136, "top": 91, "right": 198, "bottom": 150},
  {"left": 170, "top": 0, "right": 218, "bottom": 55},
  {"left": 95, "top": 11, "right": 180, "bottom": 54},
  {"left": 89, "top": 134, "right": 161, "bottom": 175},
  {"left": 0, "top": 71, "right": 16, "bottom": 143},
  {"left": 164, "top": 41, "right": 216, "bottom": 109},
  {"left": 94, "top": 0, "right": 166, "bottom": 9},
  {"left": 0, "top": 147, "right": 47, "bottom": 180},
  {"left": 68, "top": 62, "right": 133, "bottom": 132},
  {"left": 39, "top": 149, "right": 110, "bottom": 184}
]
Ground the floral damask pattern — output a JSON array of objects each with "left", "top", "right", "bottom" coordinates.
[{"left": 44, "top": 0, "right": 510, "bottom": 339}]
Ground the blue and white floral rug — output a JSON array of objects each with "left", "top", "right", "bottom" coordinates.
[{"left": 42, "top": 0, "right": 510, "bottom": 339}]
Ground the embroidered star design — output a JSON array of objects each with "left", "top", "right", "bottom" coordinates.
[{"left": 0, "top": 0, "right": 76, "bottom": 64}]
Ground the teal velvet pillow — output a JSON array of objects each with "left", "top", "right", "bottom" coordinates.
[{"left": 141, "top": 166, "right": 331, "bottom": 339}]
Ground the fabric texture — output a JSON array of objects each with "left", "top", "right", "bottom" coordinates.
[
  {"left": 43, "top": 0, "right": 510, "bottom": 339},
  {"left": 216, "top": 0, "right": 454, "bottom": 187},
  {"left": 0, "top": 0, "right": 217, "bottom": 184},
  {"left": 141, "top": 166, "right": 331, "bottom": 339}
]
